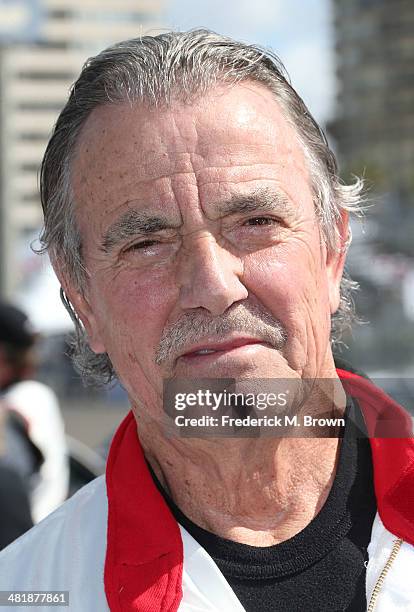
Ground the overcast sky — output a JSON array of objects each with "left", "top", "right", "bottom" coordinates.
[{"left": 164, "top": 0, "right": 336, "bottom": 125}]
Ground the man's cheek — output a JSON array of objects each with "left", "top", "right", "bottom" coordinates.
[{"left": 243, "top": 255, "right": 302, "bottom": 310}]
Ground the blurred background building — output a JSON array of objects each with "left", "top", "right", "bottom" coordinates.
[
  {"left": 329, "top": 0, "right": 414, "bottom": 371},
  {"left": 331, "top": 0, "right": 414, "bottom": 226}
]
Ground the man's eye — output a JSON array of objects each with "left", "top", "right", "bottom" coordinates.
[
  {"left": 243, "top": 217, "right": 278, "bottom": 226},
  {"left": 126, "top": 240, "right": 159, "bottom": 251}
]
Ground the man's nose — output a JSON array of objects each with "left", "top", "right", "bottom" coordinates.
[{"left": 177, "top": 232, "right": 248, "bottom": 316}]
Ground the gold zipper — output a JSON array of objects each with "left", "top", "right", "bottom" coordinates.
[{"left": 367, "top": 538, "right": 403, "bottom": 611}]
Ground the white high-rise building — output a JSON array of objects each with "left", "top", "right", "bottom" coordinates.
[{"left": 0, "top": 0, "right": 165, "bottom": 297}]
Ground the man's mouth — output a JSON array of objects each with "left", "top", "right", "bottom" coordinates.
[
  {"left": 180, "top": 338, "right": 270, "bottom": 360},
  {"left": 188, "top": 348, "right": 217, "bottom": 356}
]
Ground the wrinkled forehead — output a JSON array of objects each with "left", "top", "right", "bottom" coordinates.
[{"left": 71, "top": 82, "right": 305, "bottom": 181}]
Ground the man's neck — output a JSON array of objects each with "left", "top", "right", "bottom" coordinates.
[{"left": 139, "top": 427, "right": 342, "bottom": 547}]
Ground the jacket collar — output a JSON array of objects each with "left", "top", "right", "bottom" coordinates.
[
  {"left": 337, "top": 368, "right": 414, "bottom": 549},
  {"left": 104, "top": 368, "right": 414, "bottom": 610},
  {"left": 104, "top": 410, "right": 183, "bottom": 612}
]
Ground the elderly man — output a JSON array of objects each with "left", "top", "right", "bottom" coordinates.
[{"left": 0, "top": 30, "right": 413, "bottom": 612}]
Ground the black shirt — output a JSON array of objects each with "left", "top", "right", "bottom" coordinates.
[{"left": 149, "top": 397, "right": 377, "bottom": 612}]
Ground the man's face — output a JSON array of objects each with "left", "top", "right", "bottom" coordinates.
[{"left": 67, "top": 83, "right": 346, "bottom": 411}]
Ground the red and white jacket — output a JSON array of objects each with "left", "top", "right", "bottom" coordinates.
[{"left": 0, "top": 369, "right": 413, "bottom": 611}]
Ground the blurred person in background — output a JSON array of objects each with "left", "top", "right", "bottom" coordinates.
[
  {"left": 0, "top": 302, "right": 69, "bottom": 523},
  {"left": 0, "top": 401, "right": 33, "bottom": 550},
  {"left": 0, "top": 30, "right": 413, "bottom": 612}
]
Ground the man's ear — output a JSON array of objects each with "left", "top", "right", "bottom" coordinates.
[
  {"left": 326, "top": 210, "right": 349, "bottom": 315},
  {"left": 52, "top": 261, "right": 106, "bottom": 354}
]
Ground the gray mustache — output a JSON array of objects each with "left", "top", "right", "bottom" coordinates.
[{"left": 155, "top": 302, "right": 287, "bottom": 365}]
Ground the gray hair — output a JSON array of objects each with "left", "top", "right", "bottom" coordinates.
[{"left": 39, "top": 29, "right": 364, "bottom": 386}]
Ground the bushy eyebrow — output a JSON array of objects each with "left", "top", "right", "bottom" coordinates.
[
  {"left": 100, "top": 188, "right": 293, "bottom": 253},
  {"left": 101, "top": 212, "right": 179, "bottom": 253},
  {"left": 214, "top": 187, "right": 293, "bottom": 218}
]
